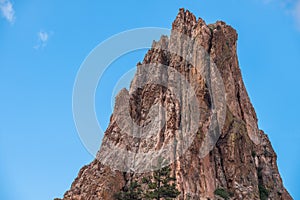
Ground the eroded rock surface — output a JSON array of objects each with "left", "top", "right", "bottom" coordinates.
[{"left": 63, "top": 9, "right": 292, "bottom": 200}]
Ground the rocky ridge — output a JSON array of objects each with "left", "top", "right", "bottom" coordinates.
[{"left": 63, "top": 8, "right": 292, "bottom": 200}]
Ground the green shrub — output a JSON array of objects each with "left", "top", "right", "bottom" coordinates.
[
  {"left": 214, "top": 188, "right": 230, "bottom": 200},
  {"left": 258, "top": 184, "right": 269, "bottom": 200},
  {"left": 143, "top": 165, "right": 180, "bottom": 199},
  {"left": 114, "top": 181, "right": 142, "bottom": 200},
  {"left": 142, "top": 177, "right": 149, "bottom": 183}
]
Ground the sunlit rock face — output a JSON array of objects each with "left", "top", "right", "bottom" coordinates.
[{"left": 63, "top": 8, "right": 292, "bottom": 200}]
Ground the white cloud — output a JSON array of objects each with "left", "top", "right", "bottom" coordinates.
[
  {"left": 39, "top": 31, "right": 49, "bottom": 43},
  {"left": 0, "top": 0, "right": 15, "bottom": 24},
  {"left": 262, "top": 0, "right": 300, "bottom": 31},
  {"left": 34, "top": 31, "right": 52, "bottom": 50}
]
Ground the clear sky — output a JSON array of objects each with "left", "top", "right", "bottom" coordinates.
[{"left": 0, "top": 0, "right": 299, "bottom": 199}]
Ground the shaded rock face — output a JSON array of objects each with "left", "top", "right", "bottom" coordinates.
[{"left": 63, "top": 9, "right": 292, "bottom": 200}]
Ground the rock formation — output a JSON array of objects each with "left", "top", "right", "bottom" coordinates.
[{"left": 63, "top": 8, "right": 292, "bottom": 200}]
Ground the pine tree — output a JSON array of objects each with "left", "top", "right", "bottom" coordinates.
[
  {"left": 143, "top": 165, "right": 180, "bottom": 200},
  {"left": 114, "top": 181, "right": 142, "bottom": 200}
]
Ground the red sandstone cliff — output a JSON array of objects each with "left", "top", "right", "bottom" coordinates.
[{"left": 63, "top": 9, "right": 292, "bottom": 200}]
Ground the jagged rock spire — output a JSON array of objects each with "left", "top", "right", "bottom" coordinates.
[{"left": 63, "top": 9, "right": 292, "bottom": 200}]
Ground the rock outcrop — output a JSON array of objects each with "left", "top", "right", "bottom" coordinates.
[{"left": 63, "top": 9, "right": 292, "bottom": 200}]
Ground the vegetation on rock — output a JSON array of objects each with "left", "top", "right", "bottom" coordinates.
[
  {"left": 115, "top": 164, "right": 180, "bottom": 200},
  {"left": 258, "top": 184, "right": 269, "bottom": 200},
  {"left": 114, "top": 181, "right": 142, "bottom": 200},
  {"left": 143, "top": 165, "right": 180, "bottom": 200},
  {"left": 214, "top": 188, "right": 230, "bottom": 200}
]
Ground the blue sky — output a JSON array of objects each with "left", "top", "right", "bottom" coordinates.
[{"left": 0, "top": 0, "right": 299, "bottom": 199}]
